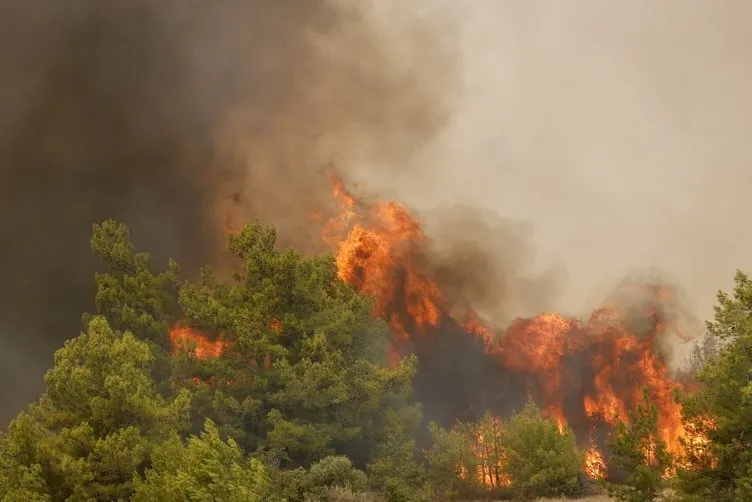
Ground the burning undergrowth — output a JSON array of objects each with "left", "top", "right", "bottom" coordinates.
[{"left": 171, "top": 174, "right": 703, "bottom": 482}]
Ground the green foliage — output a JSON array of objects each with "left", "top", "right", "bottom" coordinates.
[
  {"left": 173, "top": 222, "right": 411, "bottom": 468},
  {"left": 424, "top": 405, "right": 581, "bottom": 501},
  {"left": 424, "top": 421, "right": 475, "bottom": 500},
  {"left": 272, "top": 455, "right": 370, "bottom": 502},
  {"left": 606, "top": 388, "right": 672, "bottom": 502},
  {"left": 0, "top": 316, "right": 190, "bottom": 501},
  {"left": 304, "top": 456, "right": 368, "bottom": 495},
  {"left": 0, "top": 420, "right": 50, "bottom": 502},
  {"left": 89, "top": 219, "right": 180, "bottom": 346},
  {"left": 675, "top": 270, "right": 752, "bottom": 500},
  {"left": 132, "top": 419, "right": 270, "bottom": 502},
  {"left": 501, "top": 402, "right": 582, "bottom": 501},
  {"left": 366, "top": 406, "right": 429, "bottom": 502}
]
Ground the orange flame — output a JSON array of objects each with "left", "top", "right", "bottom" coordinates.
[
  {"left": 584, "top": 442, "right": 607, "bottom": 479},
  {"left": 324, "top": 176, "right": 490, "bottom": 364},
  {"left": 462, "top": 416, "right": 511, "bottom": 489},
  {"left": 319, "top": 175, "right": 703, "bottom": 479},
  {"left": 169, "top": 325, "right": 226, "bottom": 359},
  {"left": 164, "top": 174, "right": 706, "bottom": 486}
]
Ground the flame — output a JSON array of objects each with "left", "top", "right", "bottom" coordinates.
[
  {"left": 458, "top": 416, "right": 511, "bottom": 489},
  {"left": 169, "top": 325, "right": 226, "bottom": 359},
  {"left": 325, "top": 177, "right": 485, "bottom": 362},
  {"left": 320, "top": 175, "right": 704, "bottom": 482},
  {"left": 584, "top": 442, "right": 607, "bottom": 479},
  {"left": 163, "top": 175, "right": 707, "bottom": 486},
  {"left": 168, "top": 320, "right": 281, "bottom": 365},
  {"left": 583, "top": 304, "right": 686, "bottom": 457},
  {"left": 474, "top": 443, "right": 511, "bottom": 489},
  {"left": 676, "top": 415, "right": 717, "bottom": 471}
]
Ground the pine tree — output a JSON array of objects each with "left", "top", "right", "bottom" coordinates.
[{"left": 606, "top": 388, "right": 672, "bottom": 502}]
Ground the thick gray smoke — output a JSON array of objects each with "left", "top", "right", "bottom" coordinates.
[
  {"left": 387, "top": 1, "right": 752, "bottom": 323},
  {"left": 0, "top": 0, "right": 459, "bottom": 423}
]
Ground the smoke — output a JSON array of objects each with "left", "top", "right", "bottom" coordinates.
[
  {"left": 5, "top": 0, "right": 747, "bottom": 426},
  {"left": 421, "top": 206, "right": 565, "bottom": 327},
  {"left": 214, "top": 1, "right": 460, "bottom": 252},
  {"left": 374, "top": 0, "right": 752, "bottom": 326},
  {"left": 0, "top": 0, "right": 458, "bottom": 423}
]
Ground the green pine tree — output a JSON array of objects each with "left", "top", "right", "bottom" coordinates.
[
  {"left": 676, "top": 270, "right": 752, "bottom": 500},
  {"left": 0, "top": 316, "right": 190, "bottom": 501},
  {"left": 132, "top": 419, "right": 271, "bottom": 502},
  {"left": 606, "top": 388, "right": 672, "bottom": 502}
]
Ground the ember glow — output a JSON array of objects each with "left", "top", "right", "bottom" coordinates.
[{"left": 321, "top": 175, "right": 701, "bottom": 481}]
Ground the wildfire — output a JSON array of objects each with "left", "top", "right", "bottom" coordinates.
[
  {"left": 319, "top": 174, "right": 702, "bottom": 483},
  {"left": 458, "top": 416, "right": 511, "bottom": 489},
  {"left": 324, "top": 176, "right": 488, "bottom": 362},
  {"left": 164, "top": 174, "right": 706, "bottom": 487},
  {"left": 473, "top": 424, "right": 511, "bottom": 489}
]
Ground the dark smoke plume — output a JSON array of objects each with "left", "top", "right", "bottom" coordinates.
[
  {"left": 421, "top": 205, "right": 566, "bottom": 325},
  {"left": 0, "top": 0, "right": 459, "bottom": 423}
]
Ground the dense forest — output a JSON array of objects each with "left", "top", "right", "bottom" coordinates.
[{"left": 1, "top": 219, "right": 751, "bottom": 502}]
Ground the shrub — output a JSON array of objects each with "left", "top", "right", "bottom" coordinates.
[
  {"left": 273, "top": 456, "right": 369, "bottom": 502},
  {"left": 305, "top": 456, "right": 368, "bottom": 497}
]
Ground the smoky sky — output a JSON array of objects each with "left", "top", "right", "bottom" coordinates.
[
  {"left": 366, "top": 1, "right": 752, "bottom": 325},
  {"left": 0, "top": 0, "right": 459, "bottom": 423},
  {"left": 4, "top": 0, "right": 747, "bottom": 426}
]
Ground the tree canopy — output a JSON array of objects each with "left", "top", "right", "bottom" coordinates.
[
  {"left": 1, "top": 220, "right": 419, "bottom": 502},
  {"left": 2, "top": 220, "right": 752, "bottom": 501}
]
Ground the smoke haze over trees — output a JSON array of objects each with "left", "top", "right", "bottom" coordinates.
[
  {"left": 4, "top": 3, "right": 752, "bottom": 499},
  {"left": 1, "top": 220, "right": 751, "bottom": 501},
  {"left": 0, "top": 0, "right": 458, "bottom": 422}
]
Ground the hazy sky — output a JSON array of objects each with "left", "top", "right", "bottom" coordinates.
[{"left": 355, "top": 0, "right": 752, "bottom": 320}]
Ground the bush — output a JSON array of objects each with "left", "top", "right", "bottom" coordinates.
[
  {"left": 305, "top": 456, "right": 368, "bottom": 496},
  {"left": 273, "top": 456, "right": 369, "bottom": 502},
  {"left": 501, "top": 401, "right": 582, "bottom": 501}
]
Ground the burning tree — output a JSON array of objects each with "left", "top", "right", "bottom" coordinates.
[
  {"left": 673, "top": 270, "right": 752, "bottom": 501},
  {"left": 7, "top": 178, "right": 747, "bottom": 501},
  {"left": 9, "top": 162, "right": 752, "bottom": 502},
  {"left": 319, "top": 175, "right": 699, "bottom": 466},
  {"left": 605, "top": 389, "right": 673, "bottom": 501},
  {"left": 425, "top": 403, "right": 581, "bottom": 500},
  {"left": 167, "top": 222, "right": 424, "bottom": 481}
]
